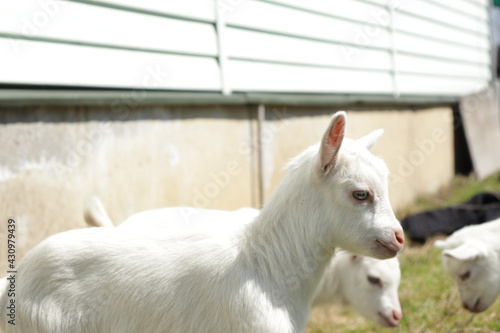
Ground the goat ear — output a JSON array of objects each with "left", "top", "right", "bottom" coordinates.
[
  {"left": 443, "top": 243, "right": 484, "bottom": 261},
  {"left": 357, "top": 129, "right": 384, "bottom": 150},
  {"left": 320, "top": 111, "right": 346, "bottom": 174}
]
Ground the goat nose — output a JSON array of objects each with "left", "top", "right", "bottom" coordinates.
[
  {"left": 392, "top": 310, "right": 402, "bottom": 322},
  {"left": 394, "top": 229, "right": 405, "bottom": 247},
  {"left": 464, "top": 298, "right": 482, "bottom": 313}
]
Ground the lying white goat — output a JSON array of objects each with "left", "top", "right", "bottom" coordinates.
[
  {"left": 314, "top": 250, "right": 402, "bottom": 327},
  {"left": 0, "top": 112, "right": 404, "bottom": 333},
  {"left": 435, "top": 217, "right": 500, "bottom": 313},
  {"left": 86, "top": 200, "right": 403, "bottom": 328}
]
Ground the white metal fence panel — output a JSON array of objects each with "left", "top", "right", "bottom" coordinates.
[
  {"left": 227, "top": 60, "right": 394, "bottom": 93},
  {"left": 0, "top": 1, "right": 218, "bottom": 56},
  {"left": 0, "top": 0, "right": 492, "bottom": 100},
  {"left": 80, "top": 0, "right": 216, "bottom": 22},
  {"left": 225, "top": 28, "right": 393, "bottom": 71},
  {"left": 0, "top": 38, "right": 222, "bottom": 90}
]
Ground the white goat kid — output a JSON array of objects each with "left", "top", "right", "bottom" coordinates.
[
  {"left": 313, "top": 250, "right": 402, "bottom": 327},
  {"left": 0, "top": 112, "right": 404, "bottom": 333},
  {"left": 86, "top": 201, "right": 403, "bottom": 328},
  {"left": 434, "top": 218, "right": 500, "bottom": 313}
]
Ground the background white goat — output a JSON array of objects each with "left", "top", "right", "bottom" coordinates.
[
  {"left": 313, "top": 250, "right": 402, "bottom": 327},
  {"left": 0, "top": 112, "right": 404, "bottom": 333},
  {"left": 86, "top": 197, "right": 403, "bottom": 328},
  {"left": 435, "top": 217, "right": 500, "bottom": 313}
]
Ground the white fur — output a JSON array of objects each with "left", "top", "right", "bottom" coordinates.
[
  {"left": 84, "top": 195, "right": 259, "bottom": 230},
  {"left": 313, "top": 250, "right": 401, "bottom": 327},
  {"left": 0, "top": 112, "right": 404, "bottom": 333},
  {"left": 121, "top": 207, "right": 259, "bottom": 229},
  {"left": 434, "top": 218, "right": 500, "bottom": 313},
  {"left": 86, "top": 201, "right": 402, "bottom": 327}
]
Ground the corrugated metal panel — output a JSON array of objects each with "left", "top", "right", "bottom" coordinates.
[
  {"left": 224, "top": 28, "right": 392, "bottom": 70},
  {"left": 0, "top": 1, "right": 218, "bottom": 56},
  {"left": 0, "top": 0, "right": 492, "bottom": 100},
  {"left": 269, "top": 0, "right": 388, "bottom": 23},
  {"left": 79, "top": 0, "right": 216, "bottom": 22},
  {"left": 395, "top": 12, "right": 489, "bottom": 49},
  {"left": 0, "top": 38, "right": 222, "bottom": 90},
  {"left": 225, "top": 1, "right": 392, "bottom": 49},
  {"left": 396, "top": 53, "right": 490, "bottom": 78},
  {"left": 227, "top": 60, "right": 394, "bottom": 93},
  {"left": 399, "top": 1, "right": 489, "bottom": 35},
  {"left": 394, "top": 32, "right": 490, "bottom": 64},
  {"left": 397, "top": 74, "right": 487, "bottom": 95}
]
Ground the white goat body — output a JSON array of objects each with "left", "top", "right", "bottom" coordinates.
[
  {"left": 86, "top": 200, "right": 403, "bottom": 327},
  {"left": 314, "top": 250, "right": 401, "bottom": 327},
  {"left": 0, "top": 112, "right": 404, "bottom": 333},
  {"left": 85, "top": 195, "right": 259, "bottom": 230},
  {"left": 435, "top": 217, "right": 500, "bottom": 313}
]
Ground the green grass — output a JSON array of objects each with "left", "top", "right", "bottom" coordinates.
[{"left": 307, "top": 172, "right": 500, "bottom": 333}]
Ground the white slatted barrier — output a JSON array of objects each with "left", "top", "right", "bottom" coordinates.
[{"left": 0, "top": 0, "right": 492, "bottom": 99}]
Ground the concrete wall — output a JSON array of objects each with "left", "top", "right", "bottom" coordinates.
[{"left": 0, "top": 105, "right": 454, "bottom": 272}]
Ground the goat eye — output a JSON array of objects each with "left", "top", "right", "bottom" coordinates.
[
  {"left": 352, "top": 191, "right": 369, "bottom": 201},
  {"left": 367, "top": 276, "right": 381, "bottom": 286},
  {"left": 459, "top": 271, "right": 471, "bottom": 281}
]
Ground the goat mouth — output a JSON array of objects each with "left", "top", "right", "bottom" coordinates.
[
  {"left": 466, "top": 298, "right": 484, "bottom": 313},
  {"left": 377, "top": 312, "right": 399, "bottom": 327},
  {"left": 375, "top": 240, "right": 399, "bottom": 257}
]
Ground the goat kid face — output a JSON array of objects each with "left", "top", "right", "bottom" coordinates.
[
  {"left": 345, "top": 255, "right": 402, "bottom": 327},
  {"left": 439, "top": 242, "right": 500, "bottom": 313},
  {"left": 317, "top": 112, "right": 404, "bottom": 259}
]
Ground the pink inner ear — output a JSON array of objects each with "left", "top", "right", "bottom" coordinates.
[{"left": 329, "top": 118, "right": 345, "bottom": 146}]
